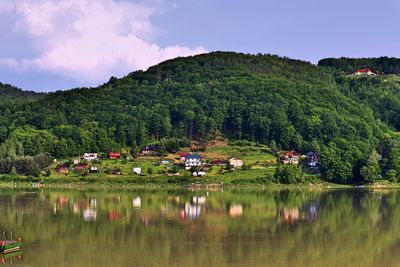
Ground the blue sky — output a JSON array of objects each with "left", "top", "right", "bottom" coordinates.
[{"left": 0, "top": 0, "right": 399, "bottom": 92}]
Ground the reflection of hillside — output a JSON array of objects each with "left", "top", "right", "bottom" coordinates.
[{"left": 0, "top": 189, "right": 399, "bottom": 266}]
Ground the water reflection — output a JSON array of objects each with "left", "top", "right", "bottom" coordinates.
[{"left": 1, "top": 188, "right": 400, "bottom": 267}]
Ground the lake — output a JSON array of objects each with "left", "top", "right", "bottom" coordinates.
[{"left": 0, "top": 187, "right": 398, "bottom": 267}]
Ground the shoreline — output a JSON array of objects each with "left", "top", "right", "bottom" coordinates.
[{"left": 0, "top": 178, "right": 398, "bottom": 190}]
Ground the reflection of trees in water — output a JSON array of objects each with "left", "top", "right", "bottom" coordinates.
[{"left": 0, "top": 189, "right": 399, "bottom": 266}]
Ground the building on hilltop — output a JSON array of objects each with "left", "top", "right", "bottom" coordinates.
[{"left": 353, "top": 68, "right": 377, "bottom": 76}]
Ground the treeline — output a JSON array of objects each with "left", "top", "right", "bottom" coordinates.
[
  {"left": 0, "top": 82, "right": 44, "bottom": 104},
  {"left": 0, "top": 52, "right": 398, "bottom": 183},
  {"left": 0, "top": 139, "right": 53, "bottom": 176},
  {"left": 318, "top": 57, "right": 400, "bottom": 74}
]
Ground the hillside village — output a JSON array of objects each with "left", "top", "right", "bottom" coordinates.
[{"left": 50, "top": 139, "right": 322, "bottom": 184}]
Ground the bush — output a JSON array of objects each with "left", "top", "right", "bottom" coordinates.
[
  {"left": 386, "top": 169, "right": 397, "bottom": 183},
  {"left": 274, "top": 165, "right": 304, "bottom": 184}
]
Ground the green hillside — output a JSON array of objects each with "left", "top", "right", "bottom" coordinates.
[
  {"left": 0, "top": 52, "right": 399, "bottom": 183},
  {"left": 0, "top": 82, "right": 44, "bottom": 103}
]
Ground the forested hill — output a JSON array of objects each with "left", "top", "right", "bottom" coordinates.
[
  {"left": 318, "top": 57, "right": 400, "bottom": 74},
  {"left": 0, "top": 52, "right": 399, "bottom": 183},
  {"left": 0, "top": 83, "right": 44, "bottom": 103}
]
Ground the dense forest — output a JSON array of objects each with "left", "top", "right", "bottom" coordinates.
[
  {"left": 318, "top": 57, "right": 400, "bottom": 74},
  {"left": 0, "top": 52, "right": 400, "bottom": 183},
  {"left": 0, "top": 82, "right": 44, "bottom": 104}
]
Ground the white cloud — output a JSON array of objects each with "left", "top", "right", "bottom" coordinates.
[
  {"left": 0, "top": 0, "right": 207, "bottom": 84},
  {"left": 0, "top": 58, "right": 19, "bottom": 69}
]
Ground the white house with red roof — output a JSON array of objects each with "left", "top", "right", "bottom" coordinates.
[
  {"left": 280, "top": 151, "right": 300, "bottom": 165},
  {"left": 353, "top": 68, "right": 377, "bottom": 76}
]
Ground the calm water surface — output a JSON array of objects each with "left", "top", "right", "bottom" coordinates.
[{"left": 0, "top": 187, "right": 398, "bottom": 267}]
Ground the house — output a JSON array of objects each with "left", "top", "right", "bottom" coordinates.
[
  {"left": 306, "top": 152, "right": 321, "bottom": 167},
  {"left": 229, "top": 157, "right": 244, "bottom": 168},
  {"left": 141, "top": 145, "right": 157, "bottom": 156},
  {"left": 160, "top": 160, "right": 170, "bottom": 165},
  {"left": 280, "top": 151, "right": 300, "bottom": 165},
  {"left": 193, "top": 171, "right": 206, "bottom": 177},
  {"left": 73, "top": 159, "right": 80, "bottom": 165},
  {"left": 89, "top": 166, "right": 99, "bottom": 173},
  {"left": 185, "top": 154, "right": 202, "bottom": 169},
  {"left": 133, "top": 167, "right": 142, "bottom": 174},
  {"left": 178, "top": 152, "right": 190, "bottom": 162},
  {"left": 353, "top": 68, "right": 377, "bottom": 76},
  {"left": 84, "top": 153, "right": 98, "bottom": 161},
  {"left": 109, "top": 152, "right": 121, "bottom": 159}
]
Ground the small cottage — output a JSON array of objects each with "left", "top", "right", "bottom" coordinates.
[
  {"left": 193, "top": 171, "right": 206, "bottom": 177},
  {"left": 109, "top": 152, "right": 121, "bottom": 159},
  {"left": 178, "top": 152, "right": 190, "bottom": 162},
  {"left": 133, "top": 167, "right": 142, "bottom": 174},
  {"left": 185, "top": 154, "right": 202, "bottom": 169},
  {"left": 353, "top": 68, "right": 377, "bottom": 76},
  {"left": 90, "top": 166, "right": 99, "bottom": 173},
  {"left": 229, "top": 157, "right": 244, "bottom": 168},
  {"left": 160, "top": 160, "right": 170, "bottom": 165},
  {"left": 141, "top": 145, "right": 158, "bottom": 156},
  {"left": 306, "top": 152, "right": 321, "bottom": 167},
  {"left": 84, "top": 153, "right": 98, "bottom": 161},
  {"left": 280, "top": 151, "right": 300, "bottom": 165}
]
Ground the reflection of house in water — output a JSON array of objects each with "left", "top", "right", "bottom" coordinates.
[
  {"left": 279, "top": 201, "right": 320, "bottom": 224},
  {"left": 303, "top": 202, "right": 320, "bottom": 221},
  {"left": 108, "top": 211, "right": 121, "bottom": 221},
  {"left": 133, "top": 197, "right": 141, "bottom": 209},
  {"left": 229, "top": 204, "right": 243, "bottom": 217},
  {"left": 180, "top": 203, "right": 201, "bottom": 220},
  {"left": 89, "top": 198, "right": 97, "bottom": 208},
  {"left": 283, "top": 208, "right": 300, "bottom": 223},
  {"left": 54, "top": 195, "right": 69, "bottom": 214},
  {"left": 192, "top": 196, "right": 206, "bottom": 205},
  {"left": 83, "top": 208, "right": 97, "bottom": 221}
]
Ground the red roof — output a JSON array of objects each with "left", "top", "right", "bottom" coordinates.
[
  {"left": 355, "top": 68, "right": 372, "bottom": 73},
  {"left": 109, "top": 152, "right": 121, "bottom": 158},
  {"left": 178, "top": 152, "right": 190, "bottom": 157},
  {"left": 282, "top": 151, "right": 299, "bottom": 157}
]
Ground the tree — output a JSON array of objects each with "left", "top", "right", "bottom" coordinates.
[
  {"left": 10, "top": 166, "right": 17, "bottom": 177},
  {"left": 274, "top": 165, "right": 303, "bottom": 184},
  {"left": 360, "top": 151, "right": 380, "bottom": 183},
  {"left": 386, "top": 169, "right": 397, "bottom": 183},
  {"left": 147, "top": 168, "right": 153, "bottom": 175}
]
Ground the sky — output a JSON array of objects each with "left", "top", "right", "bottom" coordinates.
[{"left": 0, "top": 0, "right": 399, "bottom": 92}]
